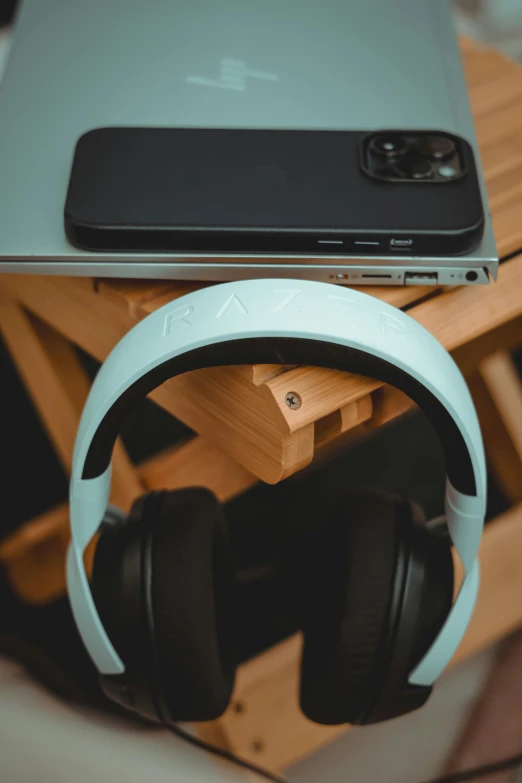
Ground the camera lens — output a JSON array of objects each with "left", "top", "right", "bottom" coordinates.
[
  {"left": 370, "top": 135, "right": 408, "bottom": 158},
  {"left": 395, "top": 155, "right": 433, "bottom": 180},
  {"left": 421, "top": 135, "right": 456, "bottom": 161}
]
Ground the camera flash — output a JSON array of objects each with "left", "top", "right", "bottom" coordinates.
[{"left": 439, "top": 165, "right": 457, "bottom": 178}]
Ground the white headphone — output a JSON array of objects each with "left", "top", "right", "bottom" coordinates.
[{"left": 67, "top": 279, "right": 486, "bottom": 726}]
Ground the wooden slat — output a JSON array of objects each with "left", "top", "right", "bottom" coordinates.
[
  {"left": 476, "top": 99, "right": 522, "bottom": 151},
  {"left": 463, "top": 49, "right": 516, "bottom": 89},
  {"left": 481, "top": 134, "right": 522, "bottom": 181},
  {"left": 453, "top": 316, "right": 522, "bottom": 379},
  {"left": 349, "top": 285, "right": 438, "bottom": 308},
  {"left": 367, "top": 385, "right": 415, "bottom": 428},
  {"left": 95, "top": 279, "right": 194, "bottom": 320},
  {"left": 0, "top": 301, "right": 82, "bottom": 474},
  {"left": 0, "top": 504, "right": 69, "bottom": 563},
  {"left": 31, "top": 315, "right": 142, "bottom": 511},
  {"left": 469, "top": 373, "right": 522, "bottom": 503},
  {"left": 314, "top": 396, "right": 373, "bottom": 447},
  {"left": 137, "top": 283, "right": 210, "bottom": 317},
  {"left": 469, "top": 66, "right": 522, "bottom": 118},
  {"left": 0, "top": 504, "right": 70, "bottom": 605},
  {"left": 263, "top": 367, "right": 380, "bottom": 434},
  {"left": 150, "top": 366, "right": 316, "bottom": 483},
  {"left": 487, "top": 160, "right": 522, "bottom": 211},
  {"left": 0, "top": 502, "right": 98, "bottom": 605},
  {"left": 247, "top": 365, "right": 295, "bottom": 386},
  {"left": 0, "top": 298, "right": 143, "bottom": 511},
  {"left": 469, "top": 353, "right": 522, "bottom": 504},
  {"left": 139, "top": 437, "right": 257, "bottom": 502},
  {"left": 493, "top": 199, "right": 522, "bottom": 257},
  {"left": 480, "top": 353, "right": 522, "bottom": 460},
  {"left": 0, "top": 275, "right": 135, "bottom": 360}
]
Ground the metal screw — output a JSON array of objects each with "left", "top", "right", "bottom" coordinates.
[
  {"left": 285, "top": 391, "right": 302, "bottom": 410},
  {"left": 250, "top": 738, "right": 265, "bottom": 754}
]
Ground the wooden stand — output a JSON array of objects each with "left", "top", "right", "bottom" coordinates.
[{"left": 1, "top": 39, "right": 522, "bottom": 773}]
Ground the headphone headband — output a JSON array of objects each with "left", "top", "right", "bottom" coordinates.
[{"left": 67, "top": 280, "right": 486, "bottom": 687}]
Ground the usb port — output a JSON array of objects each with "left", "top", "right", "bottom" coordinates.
[
  {"left": 404, "top": 272, "right": 438, "bottom": 285},
  {"left": 390, "top": 238, "right": 413, "bottom": 248}
]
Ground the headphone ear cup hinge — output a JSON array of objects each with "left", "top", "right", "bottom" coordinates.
[
  {"left": 425, "top": 514, "right": 451, "bottom": 540},
  {"left": 98, "top": 672, "right": 161, "bottom": 723},
  {"left": 99, "top": 504, "right": 128, "bottom": 530}
]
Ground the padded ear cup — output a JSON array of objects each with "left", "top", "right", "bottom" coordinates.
[
  {"left": 300, "top": 493, "right": 402, "bottom": 725},
  {"left": 147, "top": 488, "right": 237, "bottom": 722},
  {"left": 300, "top": 493, "right": 453, "bottom": 726}
]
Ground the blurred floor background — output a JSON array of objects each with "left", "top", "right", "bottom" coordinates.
[{"left": 453, "top": 0, "right": 522, "bottom": 61}]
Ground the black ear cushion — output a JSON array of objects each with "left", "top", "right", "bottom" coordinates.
[
  {"left": 149, "top": 488, "right": 237, "bottom": 722},
  {"left": 409, "top": 525, "right": 454, "bottom": 670},
  {"left": 300, "top": 493, "right": 411, "bottom": 725}
]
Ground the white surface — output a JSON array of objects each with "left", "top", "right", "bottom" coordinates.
[
  {"left": 454, "top": 0, "right": 522, "bottom": 60},
  {"left": 0, "top": 647, "right": 495, "bottom": 783},
  {"left": 0, "top": 657, "right": 247, "bottom": 782},
  {"left": 67, "top": 280, "right": 486, "bottom": 686}
]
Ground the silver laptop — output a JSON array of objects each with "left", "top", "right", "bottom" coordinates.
[{"left": 0, "top": 0, "right": 498, "bottom": 285}]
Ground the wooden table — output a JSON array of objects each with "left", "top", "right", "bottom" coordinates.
[{"left": 1, "top": 38, "right": 522, "bottom": 773}]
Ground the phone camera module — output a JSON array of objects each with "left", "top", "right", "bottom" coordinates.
[
  {"left": 369, "top": 134, "right": 408, "bottom": 158},
  {"left": 421, "top": 135, "right": 456, "bottom": 161},
  {"left": 363, "top": 132, "right": 462, "bottom": 183}
]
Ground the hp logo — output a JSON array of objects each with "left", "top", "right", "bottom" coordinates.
[{"left": 186, "top": 57, "right": 279, "bottom": 92}]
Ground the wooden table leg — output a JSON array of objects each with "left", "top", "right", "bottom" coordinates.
[
  {"left": 0, "top": 298, "right": 144, "bottom": 511},
  {"left": 468, "top": 351, "right": 522, "bottom": 504}
]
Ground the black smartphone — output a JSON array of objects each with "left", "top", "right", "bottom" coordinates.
[{"left": 64, "top": 127, "right": 484, "bottom": 257}]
